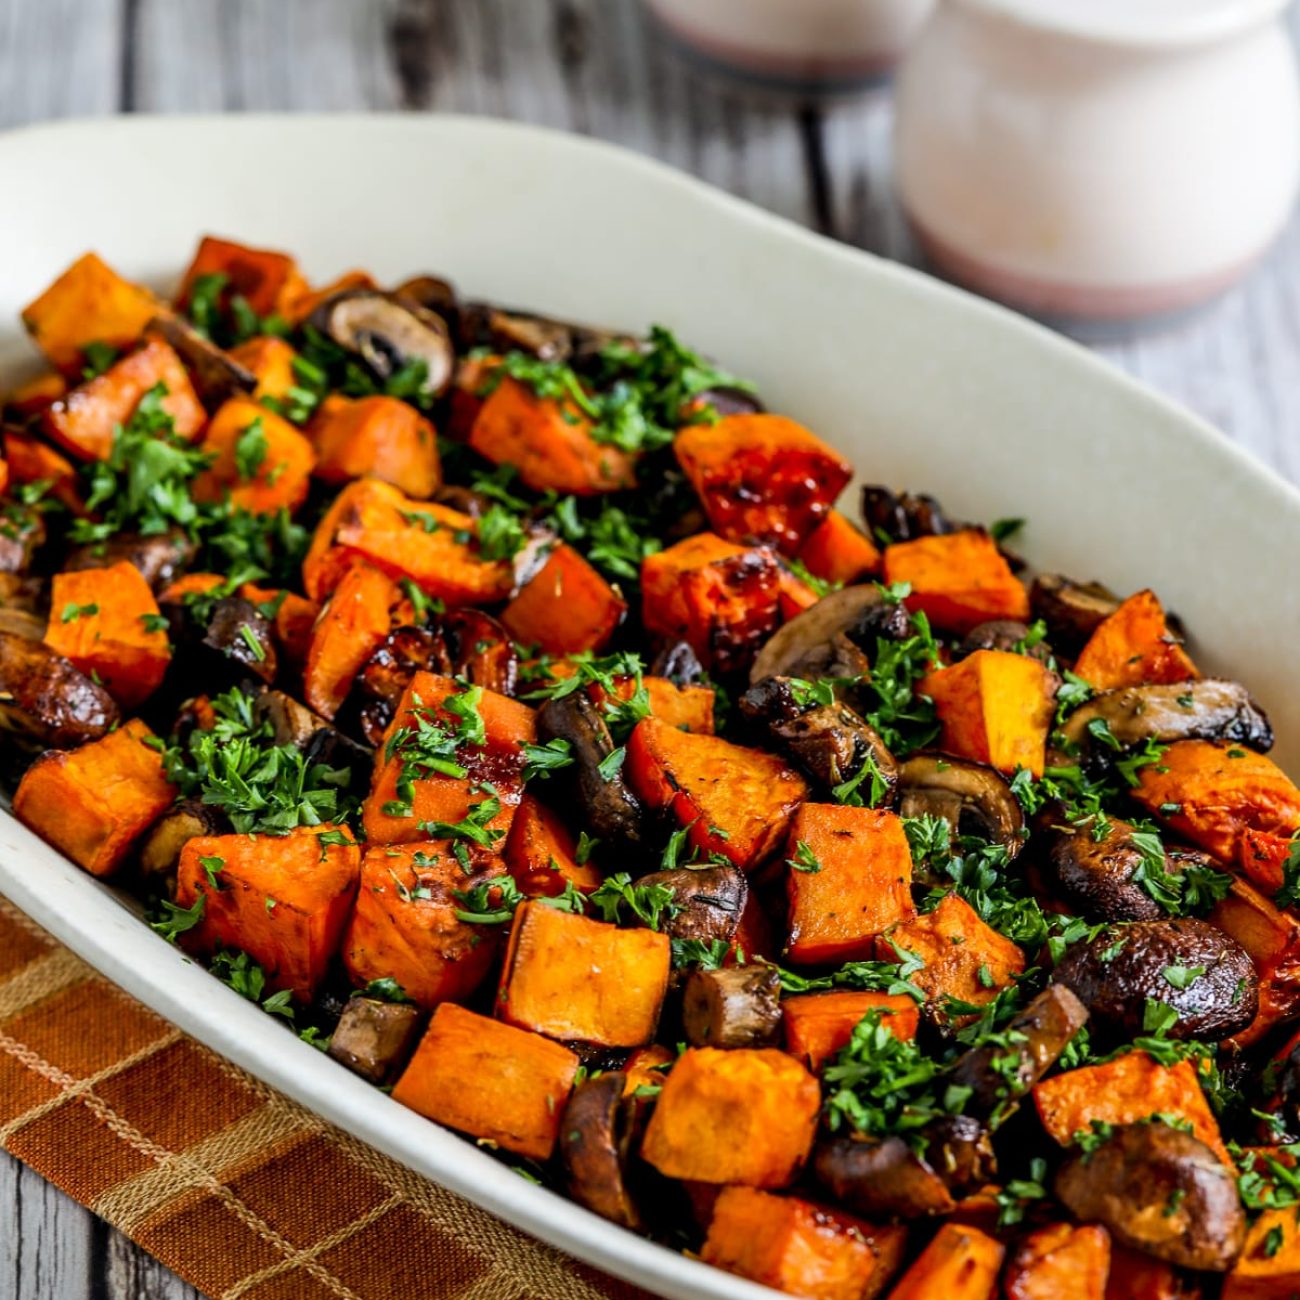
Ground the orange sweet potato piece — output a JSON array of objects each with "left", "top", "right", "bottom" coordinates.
[
  {"left": 1237, "top": 829, "right": 1297, "bottom": 896},
  {"left": 13, "top": 719, "right": 175, "bottom": 878},
  {"left": 887, "top": 1223, "right": 1005, "bottom": 1300},
  {"left": 1032, "top": 1052, "right": 1231, "bottom": 1166},
  {"left": 178, "top": 235, "right": 307, "bottom": 320},
  {"left": 882, "top": 530, "right": 1029, "bottom": 635},
  {"left": 778, "top": 565, "right": 821, "bottom": 620},
  {"left": 623, "top": 1043, "right": 675, "bottom": 1097},
  {"left": 44, "top": 561, "right": 170, "bottom": 710},
  {"left": 4, "top": 371, "right": 66, "bottom": 417},
  {"left": 1105, "top": 1245, "right": 1196, "bottom": 1300},
  {"left": 42, "top": 338, "right": 206, "bottom": 460},
  {"left": 308, "top": 394, "right": 441, "bottom": 498},
  {"left": 878, "top": 894, "right": 1025, "bottom": 1015},
  {"left": 641, "top": 1047, "right": 820, "bottom": 1187},
  {"left": 1210, "top": 879, "right": 1300, "bottom": 1048},
  {"left": 1072, "top": 589, "right": 1197, "bottom": 691},
  {"left": 239, "top": 583, "right": 319, "bottom": 667},
  {"left": 500, "top": 543, "right": 626, "bottom": 656},
  {"left": 303, "top": 562, "right": 402, "bottom": 720},
  {"left": 176, "top": 824, "right": 360, "bottom": 1003},
  {"left": 1006, "top": 1223, "right": 1111, "bottom": 1300},
  {"left": 392, "top": 1002, "right": 579, "bottom": 1161},
  {"left": 641, "top": 532, "right": 782, "bottom": 673},
  {"left": 22, "top": 252, "right": 159, "bottom": 375},
  {"left": 783, "top": 992, "right": 919, "bottom": 1073},
  {"left": 503, "top": 793, "right": 603, "bottom": 898},
  {"left": 798, "top": 510, "right": 882, "bottom": 585},
  {"left": 283, "top": 270, "right": 377, "bottom": 325},
  {"left": 675, "top": 413, "right": 853, "bottom": 553},
  {"left": 626, "top": 716, "right": 808, "bottom": 872},
  {"left": 342, "top": 841, "right": 504, "bottom": 1009},
  {"left": 3, "top": 429, "right": 83, "bottom": 513},
  {"left": 919, "top": 649, "right": 1055, "bottom": 777},
  {"left": 1132, "top": 740, "right": 1300, "bottom": 863},
  {"left": 1222, "top": 1150, "right": 1300, "bottom": 1299},
  {"left": 469, "top": 373, "right": 636, "bottom": 495},
  {"left": 227, "top": 336, "right": 298, "bottom": 402},
  {"left": 589, "top": 675, "right": 715, "bottom": 735},
  {"left": 785, "top": 805, "right": 916, "bottom": 965},
  {"left": 497, "top": 902, "right": 670, "bottom": 1047},
  {"left": 701, "top": 1186, "right": 907, "bottom": 1300},
  {"left": 191, "top": 397, "right": 315, "bottom": 514}
]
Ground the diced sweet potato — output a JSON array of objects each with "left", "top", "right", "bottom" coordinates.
[
  {"left": 503, "top": 794, "right": 603, "bottom": 898},
  {"left": 626, "top": 716, "right": 808, "bottom": 872},
  {"left": 42, "top": 338, "right": 206, "bottom": 460},
  {"left": 1105, "top": 1245, "right": 1196, "bottom": 1300},
  {"left": 239, "top": 583, "right": 319, "bottom": 667},
  {"left": 44, "top": 561, "right": 171, "bottom": 710},
  {"left": 882, "top": 530, "right": 1029, "bottom": 635},
  {"left": 1210, "top": 878, "right": 1300, "bottom": 1048},
  {"left": 342, "top": 842, "right": 504, "bottom": 1009},
  {"left": 3, "top": 429, "right": 83, "bottom": 513},
  {"left": 1073, "top": 589, "right": 1197, "bottom": 692},
  {"left": 887, "top": 1223, "right": 1005, "bottom": 1300},
  {"left": 783, "top": 992, "right": 919, "bottom": 1073},
  {"left": 878, "top": 894, "right": 1024, "bottom": 1016},
  {"left": 393, "top": 1003, "right": 578, "bottom": 1160},
  {"left": 778, "top": 565, "right": 821, "bottom": 620},
  {"left": 1032, "top": 1052, "right": 1231, "bottom": 1166},
  {"left": 641, "top": 1047, "right": 820, "bottom": 1187},
  {"left": 308, "top": 394, "right": 441, "bottom": 498},
  {"left": 1006, "top": 1223, "right": 1111, "bottom": 1300},
  {"left": 22, "top": 252, "right": 159, "bottom": 375},
  {"left": 1132, "top": 740, "right": 1300, "bottom": 863},
  {"left": 302, "top": 478, "right": 513, "bottom": 605},
  {"left": 919, "top": 649, "right": 1055, "bottom": 778},
  {"left": 176, "top": 824, "right": 361, "bottom": 1003},
  {"left": 303, "top": 562, "right": 402, "bottom": 720},
  {"left": 5, "top": 370, "right": 67, "bottom": 417},
  {"left": 497, "top": 902, "right": 670, "bottom": 1047},
  {"left": 1237, "top": 829, "right": 1296, "bottom": 896},
  {"left": 623, "top": 1044, "right": 675, "bottom": 1097},
  {"left": 641, "top": 532, "right": 782, "bottom": 673},
  {"left": 500, "top": 543, "right": 626, "bottom": 656},
  {"left": 178, "top": 234, "right": 307, "bottom": 320},
  {"left": 227, "top": 336, "right": 299, "bottom": 403},
  {"left": 590, "top": 675, "right": 715, "bottom": 735},
  {"left": 701, "top": 1186, "right": 907, "bottom": 1300},
  {"left": 13, "top": 718, "right": 175, "bottom": 878},
  {"left": 798, "top": 510, "right": 881, "bottom": 586},
  {"left": 675, "top": 413, "right": 854, "bottom": 553},
  {"left": 1223, "top": 1151, "right": 1300, "bottom": 1299},
  {"left": 785, "top": 805, "right": 916, "bottom": 965},
  {"left": 469, "top": 372, "right": 636, "bottom": 495},
  {"left": 191, "top": 397, "right": 315, "bottom": 515}
]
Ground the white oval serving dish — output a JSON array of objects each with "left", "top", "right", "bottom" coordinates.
[{"left": 0, "top": 114, "right": 1297, "bottom": 1300}]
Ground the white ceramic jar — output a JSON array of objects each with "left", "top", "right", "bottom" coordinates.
[
  {"left": 895, "top": 0, "right": 1300, "bottom": 328},
  {"left": 644, "top": 0, "right": 937, "bottom": 91}
]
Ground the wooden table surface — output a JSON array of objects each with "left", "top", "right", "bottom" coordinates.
[{"left": 2, "top": 1, "right": 1299, "bottom": 1296}]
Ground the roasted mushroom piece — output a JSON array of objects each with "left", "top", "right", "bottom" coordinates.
[
  {"left": 147, "top": 313, "right": 255, "bottom": 409},
  {"left": 682, "top": 965, "right": 782, "bottom": 1049},
  {"left": 650, "top": 640, "right": 706, "bottom": 688},
  {"left": 138, "top": 799, "right": 230, "bottom": 893},
  {"left": 861, "top": 485, "right": 957, "bottom": 544},
  {"left": 919, "top": 1115, "right": 997, "bottom": 1197},
  {"left": 310, "top": 289, "right": 454, "bottom": 398},
  {"left": 636, "top": 864, "right": 748, "bottom": 944},
  {"left": 254, "top": 690, "right": 372, "bottom": 785},
  {"left": 327, "top": 996, "right": 424, "bottom": 1086},
  {"left": 0, "top": 501, "right": 45, "bottom": 575},
  {"left": 202, "top": 597, "right": 278, "bottom": 687},
  {"left": 896, "top": 753, "right": 1025, "bottom": 858},
  {"left": 1053, "top": 918, "right": 1258, "bottom": 1042},
  {"left": 956, "top": 619, "right": 1054, "bottom": 666},
  {"left": 1054, "top": 1122, "right": 1246, "bottom": 1272},
  {"left": 64, "top": 528, "right": 197, "bottom": 594},
  {"left": 392, "top": 274, "right": 458, "bottom": 323},
  {"left": 0, "top": 630, "right": 119, "bottom": 749},
  {"left": 1030, "top": 573, "right": 1122, "bottom": 653},
  {"left": 560, "top": 1072, "right": 647, "bottom": 1231},
  {"left": 749, "top": 585, "right": 893, "bottom": 684},
  {"left": 456, "top": 300, "right": 632, "bottom": 369}
]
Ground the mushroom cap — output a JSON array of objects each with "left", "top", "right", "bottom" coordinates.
[{"left": 311, "top": 289, "right": 454, "bottom": 397}]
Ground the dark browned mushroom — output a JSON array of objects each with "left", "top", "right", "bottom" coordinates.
[
  {"left": 1054, "top": 1122, "right": 1246, "bottom": 1272},
  {"left": 650, "top": 641, "right": 706, "bottom": 688},
  {"left": 919, "top": 1115, "right": 997, "bottom": 1197},
  {"left": 202, "top": 597, "right": 278, "bottom": 686},
  {"left": 861, "top": 486, "right": 957, "bottom": 544},
  {"left": 148, "top": 314, "right": 255, "bottom": 409},
  {"left": 636, "top": 865, "right": 747, "bottom": 944},
  {"left": 750, "top": 585, "right": 892, "bottom": 685},
  {"left": 896, "top": 754, "right": 1025, "bottom": 857},
  {"left": 559, "top": 1072, "right": 646, "bottom": 1231},
  {"left": 682, "top": 965, "right": 782, "bottom": 1049},
  {"left": 456, "top": 300, "right": 632, "bottom": 369},
  {"left": 0, "top": 630, "right": 119, "bottom": 749},
  {"left": 1030, "top": 573, "right": 1122, "bottom": 653},
  {"left": 0, "top": 501, "right": 45, "bottom": 575},
  {"left": 956, "top": 620, "right": 1054, "bottom": 666},
  {"left": 813, "top": 1134, "right": 956, "bottom": 1219},
  {"left": 392, "top": 274, "right": 458, "bottom": 322},
  {"left": 64, "top": 528, "right": 197, "bottom": 594},
  {"left": 138, "top": 799, "right": 230, "bottom": 893},
  {"left": 254, "top": 690, "right": 373, "bottom": 785},
  {"left": 327, "top": 996, "right": 424, "bottom": 1086}
]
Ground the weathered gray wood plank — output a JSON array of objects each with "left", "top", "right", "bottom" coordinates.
[{"left": 0, "top": 1152, "right": 98, "bottom": 1300}]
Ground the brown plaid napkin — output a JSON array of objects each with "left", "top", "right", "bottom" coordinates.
[{"left": 0, "top": 896, "right": 653, "bottom": 1300}]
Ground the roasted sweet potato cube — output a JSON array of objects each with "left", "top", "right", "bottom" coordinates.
[
  {"left": 191, "top": 397, "right": 315, "bottom": 515},
  {"left": 882, "top": 530, "right": 1029, "bottom": 635},
  {"left": 887, "top": 1223, "right": 1004, "bottom": 1300},
  {"left": 342, "top": 842, "right": 505, "bottom": 1010},
  {"left": 4, "top": 370, "right": 67, "bottom": 417},
  {"left": 1073, "top": 589, "right": 1197, "bottom": 691},
  {"left": 227, "top": 337, "right": 299, "bottom": 402},
  {"left": 626, "top": 716, "right": 808, "bottom": 872},
  {"left": 919, "top": 649, "right": 1055, "bottom": 777},
  {"left": 700, "top": 1186, "right": 907, "bottom": 1300},
  {"left": 675, "top": 413, "right": 853, "bottom": 553},
  {"left": 623, "top": 1044, "right": 675, "bottom": 1097},
  {"left": 500, "top": 543, "right": 626, "bottom": 656},
  {"left": 3, "top": 429, "right": 83, "bottom": 514},
  {"left": 641, "top": 1047, "right": 820, "bottom": 1187},
  {"left": 13, "top": 718, "right": 175, "bottom": 878},
  {"left": 497, "top": 902, "right": 670, "bottom": 1047},
  {"left": 176, "top": 824, "right": 361, "bottom": 1002},
  {"left": 303, "top": 562, "right": 401, "bottom": 720},
  {"left": 44, "top": 561, "right": 171, "bottom": 710},
  {"left": 391, "top": 1002, "right": 579, "bottom": 1160},
  {"left": 1237, "top": 828, "right": 1296, "bottom": 895},
  {"left": 503, "top": 794, "right": 603, "bottom": 898},
  {"left": 42, "top": 338, "right": 206, "bottom": 460},
  {"left": 1210, "top": 879, "right": 1300, "bottom": 1048},
  {"left": 641, "top": 532, "right": 781, "bottom": 673},
  {"left": 326, "top": 996, "right": 424, "bottom": 1086},
  {"left": 1006, "top": 1223, "right": 1111, "bottom": 1300},
  {"left": 469, "top": 373, "right": 636, "bottom": 496},
  {"left": 308, "top": 394, "right": 441, "bottom": 498},
  {"left": 1105, "top": 1245, "right": 1193, "bottom": 1300},
  {"left": 785, "top": 805, "right": 916, "bottom": 965},
  {"left": 1223, "top": 1151, "right": 1300, "bottom": 1299},
  {"left": 798, "top": 510, "right": 882, "bottom": 586},
  {"left": 778, "top": 565, "right": 821, "bottom": 619},
  {"left": 783, "top": 992, "right": 919, "bottom": 1073},
  {"left": 22, "top": 252, "right": 159, "bottom": 375},
  {"left": 590, "top": 675, "right": 715, "bottom": 735},
  {"left": 878, "top": 894, "right": 1024, "bottom": 1016},
  {"left": 178, "top": 234, "right": 307, "bottom": 321}
]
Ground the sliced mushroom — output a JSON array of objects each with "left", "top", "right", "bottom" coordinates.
[
  {"left": 147, "top": 314, "right": 255, "bottom": 409},
  {"left": 392, "top": 274, "right": 458, "bottom": 323},
  {"left": 202, "top": 597, "right": 278, "bottom": 686},
  {"left": 457, "top": 300, "right": 632, "bottom": 369},
  {"left": 636, "top": 865, "right": 747, "bottom": 944},
  {"left": 0, "top": 502, "right": 45, "bottom": 575},
  {"left": 897, "top": 754, "right": 1025, "bottom": 858},
  {"left": 138, "top": 799, "right": 230, "bottom": 893},
  {"left": 813, "top": 1134, "right": 956, "bottom": 1219},
  {"left": 682, "top": 965, "right": 782, "bottom": 1049},
  {"left": 1054, "top": 1122, "right": 1246, "bottom": 1272},
  {"left": 327, "top": 996, "right": 424, "bottom": 1086},
  {"left": 956, "top": 619, "right": 1054, "bottom": 666},
  {"left": 918, "top": 1115, "right": 997, "bottom": 1197},
  {"left": 1030, "top": 574, "right": 1121, "bottom": 654},
  {"left": 64, "top": 528, "right": 197, "bottom": 593},
  {"left": 1056, "top": 679, "right": 1273, "bottom": 756},
  {"left": 560, "top": 1072, "right": 646, "bottom": 1231},
  {"left": 0, "top": 630, "right": 119, "bottom": 749},
  {"left": 750, "top": 585, "right": 890, "bottom": 684},
  {"left": 1043, "top": 818, "right": 1175, "bottom": 923},
  {"left": 860, "top": 485, "right": 957, "bottom": 544},
  {"left": 650, "top": 641, "right": 706, "bottom": 688},
  {"left": 254, "top": 690, "right": 373, "bottom": 785},
  {"left": 310, "top": 289, "right": 454, "bottom": 398}
]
